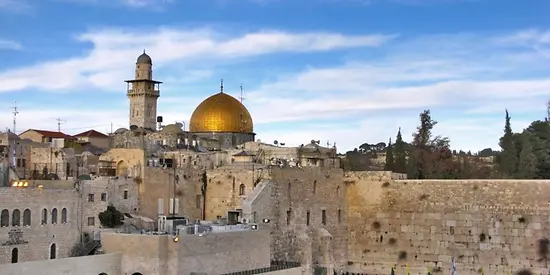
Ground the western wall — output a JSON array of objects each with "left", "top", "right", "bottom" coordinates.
[{"left": 346, "top": 171, "right": 550, "bottom": 275}]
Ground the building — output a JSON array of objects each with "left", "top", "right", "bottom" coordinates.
[
  {"left": 18, "top": 129, "right": 75, "bottom": 148},
  {"left": 73, "top": 130, "right": 110, "bottom": 150}
]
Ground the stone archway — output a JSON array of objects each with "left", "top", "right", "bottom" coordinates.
[{"left": 116, "top": 160, "right": 129, "bottom": 177}]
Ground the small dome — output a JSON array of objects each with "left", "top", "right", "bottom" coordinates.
[{"left": 137, "top": 52, "right": 152, "bottom": 64}]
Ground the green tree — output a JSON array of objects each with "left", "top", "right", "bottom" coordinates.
[
  {"left": 517, "top": 133, "right": 538, "bottom": 179},
  {"left": 524, "top": 120, "right": 550, "bottom": 178},
  {"left": 98, "top": 205, "right": 124, "bottom": 228},
  {"left": 498, "top": 109, "right": 518, "bottom": 178},
  {"left": 393, "top": 128, "right": 407, "bottom": 174},
  {"left": 384, "top": 138, "right": 394, "bottom": 171}
]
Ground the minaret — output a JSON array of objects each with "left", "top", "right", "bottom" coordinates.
[{"left": 125, "top": 51, "right": 162, "bottom": 130}]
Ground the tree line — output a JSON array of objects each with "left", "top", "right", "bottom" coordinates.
[{"left": 341, "top": 109, "right": 550, "bottom": 179}]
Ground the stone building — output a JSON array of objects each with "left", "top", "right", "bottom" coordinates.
[
  {"left": 18, "top": 129, "right": 75, "bottom": 148},
  {"left": 0, "top": 185, "right": 80, "bottom": 264},
  {"left": 73, "top": 130, "right": 111, "bottom": 150}
]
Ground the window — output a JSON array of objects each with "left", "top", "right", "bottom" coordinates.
[
  {"left": 21, "top": 159, "right": 26, "bottom": 168},
  {"left": 16, "top": 159, "right": 21, "bottom": 167},
  {"left": 286, "top": 209, "right": 291, "bottom": 225},
  {"left": 239, "top": 184, "right": 245, "bottom": 195},
  {"left": 1, "top": 209, "right": 8, "bottom": 227},
  {"left": 87, "top": 217, "right": 95, "bottom": 226},
  {"left": 23, "top": 209, "right": 31, "bottom": 226},
  {"left": 41, "top": 208, "right": 48, "bottom": 224},
  {"left": 321, "top": 210, "right": 326, "bottom": 225},
  {"left": 51, "top": 208, "right": 58, "bottom": 224},
  {"left": 88, "top": 194, "right": 95, "bottom": 202},
  {"left": 196, "top": 195, "right": 201, "bottom": 209},
  {"left": 101, "top": 193, "right": 107, "bottom": 201},
  {"left": 313, "top": 180, "right": 317, "bottom": 194},
  {"left": 61, "top": 208, "right": 67, "bottom": 223},
  {"left": 336, "top": 186, "right": 340, "bottom": 197},
  {"left": 11, "top": 248, "right": 18, "bottom": 263},
  {"left": 306, "top": 211, "right": 310, "bottom": 226},
  {"left": 124, "top": 190, "right": 128, "bottom": 199},
  {"left": 338, "top": 209, "right": 341, "bottom": 223},
  {"left": 12, "top": 209, "right": 20, "bottom": 226},
  {"left": 50, "top": 243, "right": 56, "bottom": 259}
]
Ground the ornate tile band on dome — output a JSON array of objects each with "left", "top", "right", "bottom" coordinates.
[{"left": 189, "top": 92, "right": 254, "bottom": 133}]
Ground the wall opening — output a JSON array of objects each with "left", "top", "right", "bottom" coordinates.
[
  {"left": 23, "top": 209, "right": 31, "bottom": 226},
  {"left": 286, "top": 208, "right": 292, "bottom": 225},
  {"left": 51, "top": 208, "right": 58, "bottom": 224},
  {"left": 321, "top": 210, "right": 326, "bottom": 225},
  {"left": 50, "top": 243, "right": 57, "bottom": 259},
  {"left": 12, "top": 209, "right": 20, "bottom": 226},
  {"left": 306, "top": 211, "right": 310, "bottom": 226},
  {"left": 338, "top": 209, "right": 341, "bottom": 223},
  {"left": 61, "top": 208, "right": 67, "bottom": 223},
  {"left": 132, "top": 273, "right": 143, "bottom": 275},
  {"left": 41, "top": 208, "right": 48, "bottom": 224},
  {"left": 1, "top": 209, "right": 8, "bottom": 227},
  {"left": 239, "top": 184, "right": 245, "bottom": 195},
  {"left": 313, "top": 180, "right": 317, "bottom": 194},
  {"left": 11, "top": 247, "right": 18, "bottom": 263}
]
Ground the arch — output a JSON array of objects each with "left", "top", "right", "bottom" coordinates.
[
  {"left": 23, "top": 209, "right": 31, "bottom": 226},
  {"left": 61, "top": 208, "right": 67, "bottom": 223},
  {"left": 50, "top": 243, "right": 56, "bottom": 259},
  {"left": 132, "top": 273, "right": 143, "bottom": 275},
  {"left": 51, "top": 208, "right": 58, "bottom": 224},
  {"left": 116, "top": 160, "right": 129, "bottom": 177},
  {"left": 41, "top": 208, "right": 48, "bottom": 224},
  {"left": 11, "top": 247, "right": 18, "bottom": 263},
  {"left": 239, "top": 184, "right": 245, "bottom": 195},
  {"left": 12, "top": 209, "right": 20, "bottom": 226},
  {"left": 98, "top": 273, "right": 108, "bottom": 275},
  {"left": 1, "top": 209, "right": 8, "bottom": 227}
]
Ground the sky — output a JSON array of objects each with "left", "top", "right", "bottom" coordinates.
[{"left": 0, "top": 0, "right": 549, "bottom": 153}]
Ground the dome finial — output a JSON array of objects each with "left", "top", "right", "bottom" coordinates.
[
  {"left": 143, "top": 49, "right": 146, "bottom": 54},
  {"left": 220, "top": 79, "right": 224, "bottom": 93}
]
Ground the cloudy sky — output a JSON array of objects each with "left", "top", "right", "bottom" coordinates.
[{"left": 0, "top": 0, "right": 548, "bottom": 152}]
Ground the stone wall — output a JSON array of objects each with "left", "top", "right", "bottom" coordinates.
[
  {"left": 0, "top": 187, "right": 80, "bottom": 264},
  {"left": 346, "top": 171, "right": 550, "bottom": 275},
  {"left": 28, "top": 147, "right": 77, "bottom": 179},
  {"left": 0, "top": 253, "right": 121, "bottom": 275}
]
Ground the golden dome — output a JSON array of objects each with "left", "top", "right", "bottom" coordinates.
[{"left": 189, "top": 92, "right": 254, "bottom": 133}]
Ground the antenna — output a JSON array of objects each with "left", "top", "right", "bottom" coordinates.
[
  {"left": 55, "top": 118, "right": 66, "bottom": 132},
  {"left": 220, "top": 79, "right": 224, "bottom": 93},
  {"left": 12, "top": 101, "right": 18, "bottom": 133},
  {"left": 239, "top": 84, "right": 245, "bottom": 103}
]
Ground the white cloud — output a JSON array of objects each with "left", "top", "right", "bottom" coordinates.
[
  {"left": 0, "top": 0, "right": 32, "bottom": 13},
  {"left": 0, "top": 28, "right": 394, "bottom": 93},
  {"left": 0, "top": 39, "right": 22, "bottom": 50}
]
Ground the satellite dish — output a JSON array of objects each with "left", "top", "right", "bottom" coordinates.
[
  {"left": 175, "top": 122, "right": 183, "bottom": 128},
  {"left": 129, "top": 125, "right": 138, "bottom": 131}
]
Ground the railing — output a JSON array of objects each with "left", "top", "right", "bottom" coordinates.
[{"left": 221, "top": 261, "right": 300, "bottom": 275}]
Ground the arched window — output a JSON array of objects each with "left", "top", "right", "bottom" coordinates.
[
  {"left": 51, "top": 208, "right": 58, "bottom": 224},
  {"left": 239, "top": 184, "right": 245, "bottom": 195},
  {"left": 132, "top": 273, "right": 143, "bottom": 275},
  {"left": 313, "top": 180, "right": 317, "bottom": 194},
  {"left": 1, "top": 209, "right": 9, "bottom": 227},
  {"left": 99, "top": 273, "right": 108, "bottom": 275},
  {"left": 23, "top": 209, "right": 31, "bottom": 226},
  {"left": 61, "top": 208, "right": 67, "bottom": 223},
  {"left": 336, "top": 186, "right": 341, "bottom": 197},
  {"left": 12, "top": 209, "right": 20, "bottom": 226},
  {"left": 41, "top": 208, "right": 48, "bottom": 224},
  {"left": 11, "top": 247, "right": 18, "bottom": 263},
  {"left": 50, "top": 243, "right": 56, "bottom": 259}
]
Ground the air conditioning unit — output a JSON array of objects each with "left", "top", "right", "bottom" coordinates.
[{"left": 158, "top": 215, "right": 167, "bottom": 232}]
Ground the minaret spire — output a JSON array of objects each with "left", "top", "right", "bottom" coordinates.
[{"left": 220, "top": 79, "right": 224, "bottom": 93}]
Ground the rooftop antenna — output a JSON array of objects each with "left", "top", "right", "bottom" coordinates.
[
  {"left": 12, "top": 101, "right": 18, "bottom": 133},
  {"left": 239, "top": 84, "right": 245, "bottom": 103},
  {"left": 220, "top": 79, "right": 224, "bottom": 93},
  {"left": 56, "top": 118, "right": 66, "bottom": 132}
]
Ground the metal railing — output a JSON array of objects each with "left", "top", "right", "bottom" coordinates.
[{"left": 221, "top": 261, "right": 301, "bottom": 275}]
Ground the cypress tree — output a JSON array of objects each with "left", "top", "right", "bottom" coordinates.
[
  {"left": 384, "top": 138, "right": 394, "bottom": 171},
  {"left": 498, "top": 109, "right": 518, "bottom": 177},
  {"left": 393, "top": 128, "right": 407, "bottom": 174}
]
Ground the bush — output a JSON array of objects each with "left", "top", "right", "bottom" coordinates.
[{"left": 98, "top": 205, "right": 124, "bottom": 228}]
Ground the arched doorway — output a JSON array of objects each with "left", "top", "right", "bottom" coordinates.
[
  {"left": 11, "top": 247, "right": 18, "bottom": 263},
  {"left": 132, "top": 273, "right": 143, "bottom": 275},
  {"left": 116, "top": 160, "right": 129, "bottom": 177},
  {"left": 98, "top": 273, "right": 108, "bottom": 275},
  {"left": 50, "top": 243, "right": 56, "bottom": 259}
]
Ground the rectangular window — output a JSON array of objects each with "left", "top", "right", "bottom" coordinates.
[
  {"left": 338, "top": 209, "right": 341, "bottom": 223},
  {"left": 286, "top": 209, "right": 291, "bottom": 225},
  {"left": 87, "top": 217, "right": 95, "bottom": 226},
  {"left": 196, "top": 195, "right": 201, "bottom": 209},
  {"left": 123, "top": 190, "right": 128, "bottom": 199},
  {"left": 101, "top": 193, "right": 107, "bottom": 201},
  {"left": 321, "top": 210, "right": 326, "bottom": 225},
  {"left": 16, "top": 159, "right": 21, "bottom": 167},
  {"left": 306, "top": 211, "right": 310, "bottom": 226},
  {"left": 21, "top": 159, "right": 26, "bottom": 168},
  {"left": 88, "top": 194, "right": 94, "bottom": 202}
]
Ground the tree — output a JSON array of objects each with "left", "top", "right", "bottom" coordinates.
[
  {"left": 498, "top": 109, "right": 518, "bottom": 177},
  {"left": 98, "top": 205, "right": 124, "bottom": 228},
  {"left": 524, "top": 120, "right": 550, "bottom": 178},
  {"left": 517, "top": 133, "right": 537, "bottom": 179},
  {"left": 393, "top": 128, "right": 407, "bottom": 174},
  {"left": 384, "top": 138, "right": 394, "bottom": 171}
]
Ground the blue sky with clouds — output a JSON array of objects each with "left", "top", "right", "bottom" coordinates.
[{"left": 0, "top": 0, "right": 549, "bottom": 152}]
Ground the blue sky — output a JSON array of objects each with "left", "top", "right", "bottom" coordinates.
[{"left": 0, "top": 0, "right": 549, "bottom": 152}]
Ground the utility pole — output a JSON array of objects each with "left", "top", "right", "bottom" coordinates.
[
  {"left": 56, "top": 118, "right": 66, "bottom": 132},
  {"left": 12, "top": 102, "right": 19, "bottom": 134}
]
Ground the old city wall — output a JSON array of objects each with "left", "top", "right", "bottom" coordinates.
[
  {"left": 346, "top": 171, "right": 550, "bottom": 275},
  {"left": 269, "top": 167, "right": 348, "bottom": 271},
  {"left": 0, "top": 253, "right": 122, "bottom": 275},
  {"left": 0, "top": 187, "right": 80, "bottom": 264},
  {"left": 141, "top": 167, "right": 203, "bottom": 221},
  {"left": 205, "top": 167, "right": 270, "bottom": 220}
]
